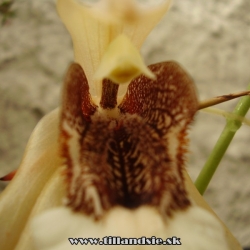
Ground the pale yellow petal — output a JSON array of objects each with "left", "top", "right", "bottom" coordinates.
[
  {"left": 15, "top": 168, "right": 65, "bottom": 250},
  {"left": 0, "top": 108, "right": 61, "bottom": 250},
  {"left": 95, "top": 34, "right": 155, "bottom": 85},
  {"left": 57, "top": 0, "right": 172, "bottom": 97}
]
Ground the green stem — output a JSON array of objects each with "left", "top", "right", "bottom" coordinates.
[{"left": 195, "top": 84, "right": 250, "bottom": 195}]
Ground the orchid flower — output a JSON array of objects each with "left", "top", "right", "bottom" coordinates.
[{"left": 0, "top": 0, "right": 242, "bottom": 250}]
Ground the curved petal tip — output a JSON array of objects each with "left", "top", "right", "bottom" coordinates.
[{"left": 95, "top": 34, "right": 155, "bottom": 85}]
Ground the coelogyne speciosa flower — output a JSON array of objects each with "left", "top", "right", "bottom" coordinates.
[{"left": 0, "top": 0, "right": 242, "bottom": 249}]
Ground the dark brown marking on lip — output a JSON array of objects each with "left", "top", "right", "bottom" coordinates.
[
  {"left": 59, "top": 63, "right": 97, "bottom": 200},
  {"left": 59, "top": 61, "right": 198, "bottom": 220},
  {"left": 119, "top": 61, "right": 198, "bottom": 136}
]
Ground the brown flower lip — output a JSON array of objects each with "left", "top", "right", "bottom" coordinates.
[{"left": 60, "top": 61, "right": 198, "bottom": 220}]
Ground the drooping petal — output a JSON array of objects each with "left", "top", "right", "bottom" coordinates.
[
  {"left": 0, "top": 108, "right": 61, "bottom": 250},
  {"left": 57, "top": 0, "right": 172, "bottom": 97},
  {"left": 14, "top": 168, "right": 65, "bottom": 250}
]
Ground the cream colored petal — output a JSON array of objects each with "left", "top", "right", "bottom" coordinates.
[
  {"left": 163, "top": 206, "right": 228, "bottom": 250},
  {"left": 57, "top": 0, "right": 172, "bottom": 97},
  {"left": 31, "top": 205, "right": 228, "bottom": 249},
  {"left": 15, "top": 168, "right": 65, "bottom": 250},
  {"left": 31, "top": 207, "right": 100, "bottom": 250},
  {"left": 0, "top": 108, "right": 61, "bottom": 250},
  {"left": 184, "top": 170, "right": 242, "bottom": 250},
  {"left": 86, "top": 0, "right": 144, "bottom": 24},
  {"left": 31, "top": 206, "right": 164, "bottom": 250},
  {"left": 94, "top": 34, "right": 155, "bottom": 85}
]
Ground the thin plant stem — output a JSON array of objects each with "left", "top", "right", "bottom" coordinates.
[
  {"left": 198, "top": 90, "right": 250, "bottom": 109},
  {"left": 195, "top": 84, "right": 250, "bottom": 195}
]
